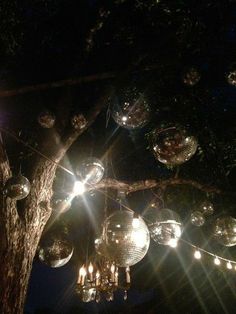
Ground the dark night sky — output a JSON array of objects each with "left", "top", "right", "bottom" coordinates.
[{"left": 1, "top": 1, "right": 236, "bottom": 313}]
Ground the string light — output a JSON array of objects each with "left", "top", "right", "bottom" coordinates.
[
  {"left": 214, "top": 257, "right": 221, "bottom": 266},
  {"left": 194, "top": 250, "right": 202, "bottom": 259},
  {"left": 227, "top": 261, "right": 232, "bottom": 270}
]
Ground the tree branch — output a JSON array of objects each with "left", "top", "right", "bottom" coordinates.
[{"left": 88, "top": 178, "right": 221, "bottom": 194}]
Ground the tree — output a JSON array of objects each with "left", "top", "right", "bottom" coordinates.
[{"left": 0, "top": 1, "right": 236, "bottom": 313}]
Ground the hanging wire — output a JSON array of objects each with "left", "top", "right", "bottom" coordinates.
[{"left": 0, "top": 127, "right": 74, "bottom": 176}]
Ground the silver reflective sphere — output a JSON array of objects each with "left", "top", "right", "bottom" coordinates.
[
  {"left": 81, "top": 287, "right": 96, "bottom": 302},
  {"left": 4, "top": 175, "right": 31, "bottom": 200},
  {"left": 152, "top": 126, "right": 198, "bottom": 166},
  {"left": 38, "top": 110, "right": 55, "bottom": 128},
  {"left": 200, "top": 201, "right": 214, "bottom": 216},
  {"left": 226, "top": 70, "right": 236, "bottom": 86},
  {"left": 213, "top": 216, "right": 236, "bottom": 247},
  {"left": 76, "top": 157, "right": 104, "bottom": 185},
  {"left": 112, "top": 87, "right": 150, "bottom": 129},
  {"left": 38, "top": 234, "right": 74, "bottom": 267},
  {"left": 190, "top": 211, "right": 205, "bottom": 227},
  {"left": 143, "top": 207, "right": 182, "bottom": 245},
  {"left": 182, "top": 67, "right": 201, "bottom": 86},
  {"left": 102, "top": 210, "right": 150, "bottom": 267}
]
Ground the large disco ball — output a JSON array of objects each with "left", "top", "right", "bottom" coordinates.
[
  {"left": 38, "top": 233, "right": 74, "bottom": 267},
  {"left": 143, "top": 207, "right": 182, "bottom": 246},
  {"left": 101, "top": 210, "right": 150, "bottom": 267},
  {"left": 4, "top": 175, "right": 31, "bottom": 200},
  {"left": 213, "top": 216, "right": 236, "bottom": 247},
  {"left": 111, "top": 86, "right": 150, "bottom": 129},
  {"left": 76, "top": 157, "right": 104, "bottom": 185},
  {"left": 151, "top": 126, "right": 198, "bottom": 166}
]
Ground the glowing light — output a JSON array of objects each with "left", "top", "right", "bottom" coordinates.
[
  {"left": 73, "top": 181, "right": 85, "bottom": 195},
  {"left": 227, "top": 261, "right": 232, "bottom": 269},
  {"left": 168, "top": 238, "right": 178, "bottom": 248},
  {"left": 194, "top": 250, "right": 201, "bottom": 259},
  {"left": 79, "top": 265, "right": 87, "bottom": 277},
  {"left": 132, "top": 217, "right": 140, "bottom": 228},
  {"left": 88, "top": 262, "right": 93, "bottom": 274},
  {"left": 122, "top": 116, "right": 128, "bottom": 122},
  {"left": 131, "top": 231, "right": 147, "bottom": 248},
  {"left": 214, "top": 257, "right": 221, "bottom": 266}
]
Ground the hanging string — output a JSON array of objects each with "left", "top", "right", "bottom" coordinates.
[{"left": 0, "top": 127, "right": 74, "bottom": 176}]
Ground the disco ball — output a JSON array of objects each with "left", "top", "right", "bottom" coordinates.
[
  {"left": 151, "top": 126, "right": 198, "bottom": 166},
  {"left": 213, "top": 216, "right": 236, "bottom": 247},
  {"left": 182, "top": 67, "right": 201, "bottom": 86},
  {"left": 111, "top": 86, "right": 150, "bottom": 129},
  {"left": 76, "top": 157, "right": 104, "bottom": 185},
  {"left": 226, "top": 69, "right": 236, "bottom": 86},
  {"left": 4, "top": 175, "right": 31, "bottom": 200},
  {"left": 38, "top": 110, "right": 55, "bottom": 128},
  {"left": 190, "top": 211, "right": 205, "bottom": 227},
  {"left": 101, "top": 210, "right": 150, "bottom": 267},
  {"left": 143, "top": 207, "right": 182, "bottom": 246},
  {"left": 200, "top": 201, "right": 214, "bottom": 216},
  {"left": 38, "top": 233, "right": 74, "bottom": 267}
]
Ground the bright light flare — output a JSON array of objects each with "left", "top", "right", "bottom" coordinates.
[
  {"left": 168, "top": 238, "right": 178, "bottom": 248},
  {"left": 73, "top": 181, "right": 85, "bottom": 196}
]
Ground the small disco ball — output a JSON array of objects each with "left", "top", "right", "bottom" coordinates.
[
  {"left": 151, "top": 126, "right": 198, "bottom": 166},
  {"left": 101, "top": 210, "right": 150, "bottom": 267},
  {"left": 143, "top": 207, "right": 182, "bottom": 246},
  {"left": 76, "top": 157, "right": 104, "bottom": 185},
  {"left": 190, "top": 211, "right": 205, "bottom": 227},
  {"left": 111, "top": 86, "right": 150, "bottom": 129},
  {"left": 213, "top": 216, "right": 236, "bottom": 247},
  {"left": 38, "top": 233, "right": 74, "bottom": 267},
  {"left": 200, "top": 201, "right": 214, "bottom": 216},
  {"left": 226, "top": 63, "right": 236, "bottom": 86},
  {"left": 38, "top": 110, "right": 55, "bottom": 128},
  {"left": 182, "top": 67, "right": 201, "bottom": 86},
  {"left": 3, "top": 175, "right": 31, "bottom": 200}
]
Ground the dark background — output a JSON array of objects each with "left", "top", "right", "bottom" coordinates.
[{"left": 1, "top": 0, "right": 236, "bottom": 313}]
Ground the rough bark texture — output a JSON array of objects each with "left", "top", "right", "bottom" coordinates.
[{"left": 0, "top": 99, "right": 107, "bottom": 313}]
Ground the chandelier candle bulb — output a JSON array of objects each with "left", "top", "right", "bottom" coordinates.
[
  {"left": 115, "top": 271, "right": 119, "bottom": 286},
  {"left": 227, "top": 261, "right": 232, "bottom": 269},
  {"left": 80, "top": 266, "right": 87, "bottom": 286},
  {"left": 95, "top": 270, "right": 100, "bottom": 286},
  {"left": 126, "top": 267, "right": 131, "bottom": 284},
  {"left": 88, "top": 262, "right": 94, "bottom": 281},
  {"left": 194, "top": 250, "right": 201, "bottom": 259},
  {"left": 110, "top": 264, "right": 115, "bottom": 282}
]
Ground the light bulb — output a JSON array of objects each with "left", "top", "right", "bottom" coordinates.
[
  {"left": 168, "top": 238, "right": 178, "bottom": 248},
  {"left": 214, "top": 257, "right": 221, "bottom": 266},
  {"left": 227, "top": 261, "right": 232, "bottom": 269},
  {"left": 110, "top": 264, "right": 115, "bottom": 273},
  {"left": 132, "top": 217, "right": 140, "bottom": 228},
  {"left": 73, "top": 181, "right": 85, "bottom": 196},
  {"left": 88, "top": 262, "right": 93, "bottom": 274},
  {"left": 194, "top": 250, "right": 201, "bottom": 259},
  {"left": 80, "top": 265, "right": 87, "bottom": 276}
]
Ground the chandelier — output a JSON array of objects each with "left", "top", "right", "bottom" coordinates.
[{"left": 76, "top": 257, "right": 131, "bottom": 302}]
